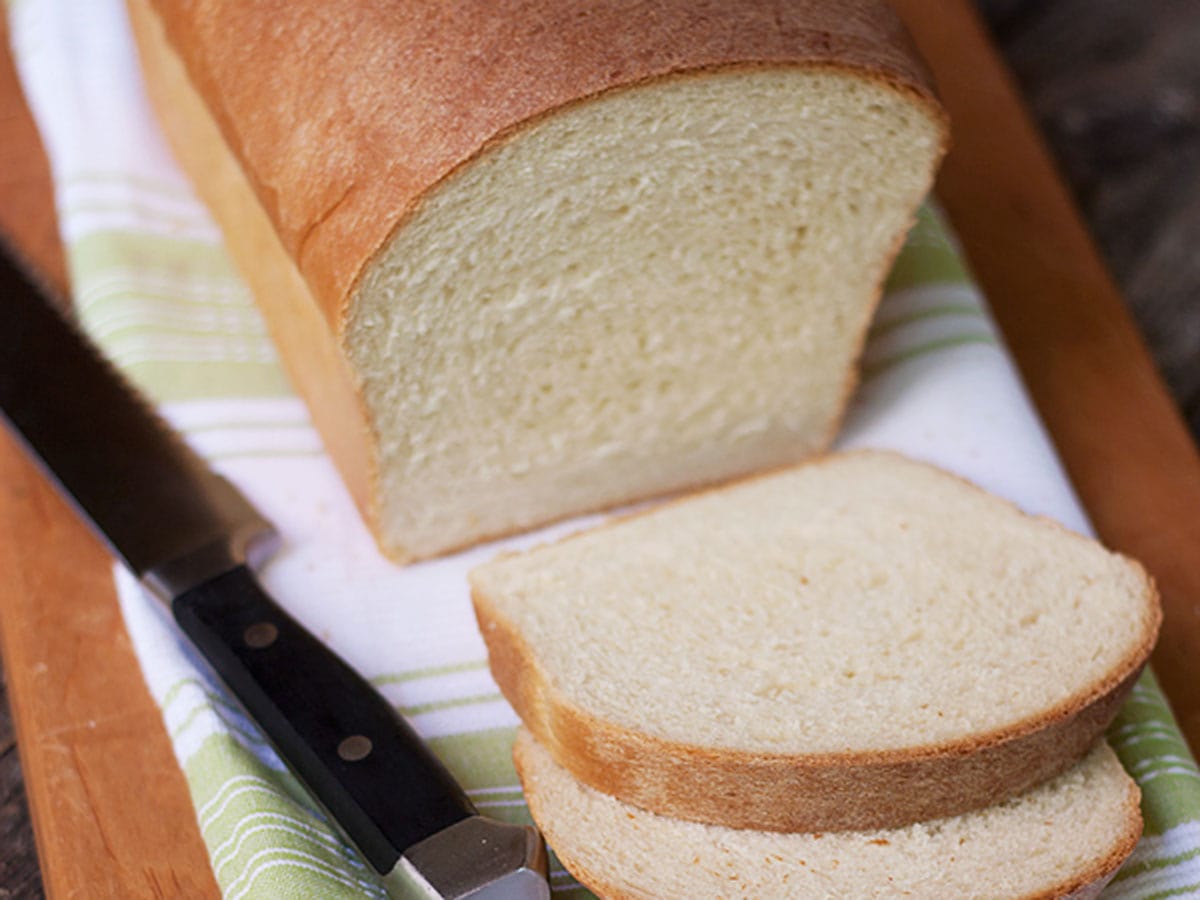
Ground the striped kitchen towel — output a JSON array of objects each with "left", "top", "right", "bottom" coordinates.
[{"left": 9, "top": 0, "right": 1200, "bottom": 897}]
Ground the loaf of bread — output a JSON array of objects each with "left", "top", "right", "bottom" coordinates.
[
  {"left": 515, "top": 728, "right": 1141, "bottom": 900},
  {"left": 470, "top": 451, "right": 1160, "bottom": 832},
  {"left": 127, "top": 0, "right": 948, "bottom": 562}
]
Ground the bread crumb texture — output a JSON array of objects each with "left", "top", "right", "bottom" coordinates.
[
  {"left": 348, "top": 69, "right": 943, "bottom": 559},
  {"left": 473, "top": 451, "right": 1157, "bottom": 755}
]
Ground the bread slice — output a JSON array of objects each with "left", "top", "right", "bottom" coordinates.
[
  {"left": 470, "top": 451, "right": 1160, "bottom": 832},
  {"left": 514, "top": 729, "right": 1141, "bottom": 900},
  {"left": 128, "top": 0, "right": 947, "bottom": 562}
]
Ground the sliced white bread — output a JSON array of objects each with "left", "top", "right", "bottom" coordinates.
[
  {"left": 128, "top": 0, "right": 947, "bottom": 562},
  {"left": 515, "top": 729, "right": 1141, "bottom": 900},
  {"left": 470, "top": 451, "right": 1160, "bottom": 831}
]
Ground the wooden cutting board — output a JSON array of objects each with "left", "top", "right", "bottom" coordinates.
[{"left": 2, "top": 1, "right": 1200, "bottom": 896}]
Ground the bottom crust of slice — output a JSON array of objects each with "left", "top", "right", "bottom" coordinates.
[{"left": 515, "top": 729, "right": 1141, "bottom": 900}]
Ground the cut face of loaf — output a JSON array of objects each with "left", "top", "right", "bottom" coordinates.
[
  {"left": 130, "top": 0, "right": 947, "bottom": 563},
  {"left": 350, "top": 68, "right": 945, "bottom": 560},
  {"left": 515, "top": 729, "right": 1141, "bottom": 900},
  {"left": 470, "top": 451, "right": 1160, "bottom": 832}
]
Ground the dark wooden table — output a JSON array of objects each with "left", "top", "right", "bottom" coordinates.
[
  {"left": 2, "top": 1, "right": 1199, "bottom": 895},
  {"left": 980, "top": 0, "right": 1200, "bottom": 436}
]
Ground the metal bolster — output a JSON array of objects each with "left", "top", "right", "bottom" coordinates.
[
  {"left": 383, "top": 816, "right": 549, "bottom": 900},
  {"left": 140, "top": 520, "right": 280, "bottom": 602}
]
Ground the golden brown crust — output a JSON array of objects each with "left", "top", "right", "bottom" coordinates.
[
  {"left": 126, "top": 0, "right": 379, "bottom": 522},
  {"left": 473, "top": 450, "right": 1162, "bottom": 832},
  {"left": 142, "top": 0, "right": 946, "bottom": 331}
]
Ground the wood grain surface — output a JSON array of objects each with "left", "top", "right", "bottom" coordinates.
[
  {"left": 2, "top": 1, "right": 1199, "bottom": 897},
  {"left": 0, "top": 11, "right": 218, "bottom": 899},
  {"left": 0, "top": 11, "right": 61, "bottom": 898}
]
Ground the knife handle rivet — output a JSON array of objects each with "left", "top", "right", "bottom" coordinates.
[
  {"left": 338, "top": 735, "right": 373, "bottom": 762},
  {"left": 243, "top": 621, "right": 279, "bottom": 649}
]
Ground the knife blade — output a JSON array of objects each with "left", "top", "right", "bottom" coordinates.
[{"left": 0, "top": 245, "right": 549, "bottom": 900}]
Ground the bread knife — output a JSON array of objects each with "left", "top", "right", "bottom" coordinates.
[{"left": 0, "top": 245, "right": 549, "bottom": 900}]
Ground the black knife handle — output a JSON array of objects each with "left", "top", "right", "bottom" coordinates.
[{"left": 171, "top": 564, "right": 474, "bottom": 873}]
